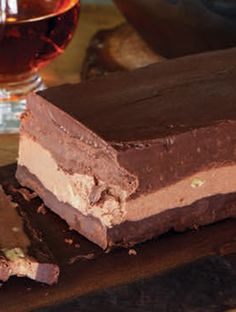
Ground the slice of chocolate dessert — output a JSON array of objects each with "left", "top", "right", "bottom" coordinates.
[
  {"left": 17, "top": 47, "right": 236, "bottom": 249},
  {"left": 0, "top": 186, "right": 59, "bottom": 285}
]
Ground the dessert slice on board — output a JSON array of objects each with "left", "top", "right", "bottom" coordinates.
[{"left": 17, "top": 47, "right": 236, "bottom": 249}]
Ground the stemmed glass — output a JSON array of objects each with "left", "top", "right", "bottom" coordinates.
[{"left": 0, "top": 0, "right": 80, "bottom": 132}]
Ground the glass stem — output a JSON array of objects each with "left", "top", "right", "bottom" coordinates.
[{"left": 0, "top": 72, "right": 44, "bottom": 133}]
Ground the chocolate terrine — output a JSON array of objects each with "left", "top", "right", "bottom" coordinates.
[{"left": 16, "top": 47, "right": 236, "bottom": 249}]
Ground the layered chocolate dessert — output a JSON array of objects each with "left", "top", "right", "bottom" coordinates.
[
  {"left": 17, "top": 47, "right": 236, "bottom": 249},
  {"left": 0, "top": 186, "right": 59, "bottom": 284}
]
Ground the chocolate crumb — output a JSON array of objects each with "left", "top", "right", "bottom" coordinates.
[
  {"left": 12, "top": 187, "right": 37, "bottom": 202},
  {"left": 64, "top": 238, "right": 74, "bottom": 245},
  {"left": 68, "top": 253, "right": 95, "bottom": 265},
  {"left": 37, "top": 204, "right": 47, "bottom": 215},
  {"left": 12, "top": 227, "right": 20, "bottom": 233},
  {"left": 128, "top": 249, "right": 137, "bottom": 256}
]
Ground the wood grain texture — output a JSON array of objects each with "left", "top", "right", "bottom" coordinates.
[{"left": 0, "top": 135, "right": 18, "bottom": 166}]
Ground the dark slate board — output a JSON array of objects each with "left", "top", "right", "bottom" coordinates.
[{"left": 35, "top": 256, "right": 236, "bottom": 312}]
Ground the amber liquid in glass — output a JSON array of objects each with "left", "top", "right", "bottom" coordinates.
[{"left": 0, "top": 0, "right": 80, "bottom": 81}]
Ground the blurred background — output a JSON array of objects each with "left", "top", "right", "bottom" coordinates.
[{"left": 84, "top": 0, "right": 112, "bottom": 3}]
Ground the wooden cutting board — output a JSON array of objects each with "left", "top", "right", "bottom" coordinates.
[{"left": 0, "top": 4, "right": 236, "bottom": 312}]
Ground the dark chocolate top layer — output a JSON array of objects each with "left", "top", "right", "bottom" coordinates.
[{"left": 38, "top": 47, "right": 236, "bottom": 143}]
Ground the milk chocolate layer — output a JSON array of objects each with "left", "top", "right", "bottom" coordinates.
[
  {"left": 0, "top": 185, "right": 59, "bottom": 285},
  {"left": 17, "top": 47, "right": 236, "bottom": 248}
]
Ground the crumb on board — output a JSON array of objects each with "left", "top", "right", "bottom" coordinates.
[
  {"left": 11, "top": 187, "right": 38, "bottom": 202},
  {"left": 37, "top": 204, "right": 47, "bottom": 215},
  {"left": 128, "top": 249, "right": 137, "bottom": 256},
  {"left": 68, "top": 253, "right": 95, "bottom": 265},
  {"left": 12, "top": 227, "right": 20, "bottom": 233},
  {"left": 64, "top": 238, "right": 74, "bottom": 245}
]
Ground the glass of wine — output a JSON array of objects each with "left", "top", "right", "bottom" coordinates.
[{"left": 0, "top": 0, "right": 80, "bottom": 133}]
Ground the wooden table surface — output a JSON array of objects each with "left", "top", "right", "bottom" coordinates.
[{"left": 0, "top": 3, "right": 236, "bottom": 312}]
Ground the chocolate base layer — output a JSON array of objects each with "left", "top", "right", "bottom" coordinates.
[
  {"left": 0, "top": 185, "right": 59, "bottom": 285},
  {"left": 16, "top": 165, "right": 236, "bottom": 249},
  {"left": 109, "top": 194, "right": 236, "bottom": 247}
]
